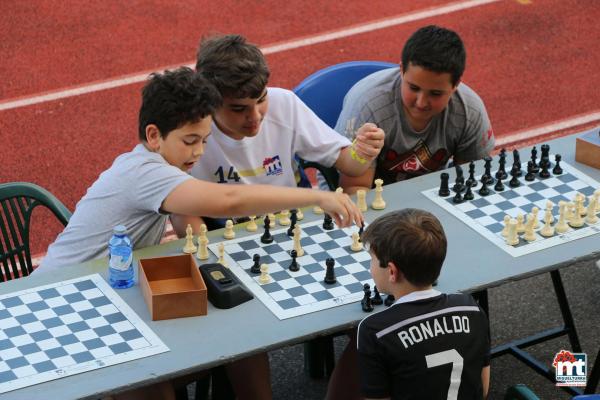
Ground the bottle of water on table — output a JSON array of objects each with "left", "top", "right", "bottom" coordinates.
[{"left": 108, "top": 225, "right": 134, "bottom": 288}]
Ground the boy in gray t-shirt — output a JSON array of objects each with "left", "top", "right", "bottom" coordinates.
[
  {"left": 336, "top": 25, "right": 495, "bottom": 194},
  {"left": 39, "top": 67, "right": 364, "bottom": 400}
]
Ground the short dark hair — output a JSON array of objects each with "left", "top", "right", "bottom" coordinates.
[
  {"left": 362, "top": 209, "right": 447, "bottom": 287},
  {"left": 138, "top": 67, "right": 221, "bottom": 141},
  {"left": 401, "top": 25, "right": 466, "bottom": 86},
  {"left": 196, "top": 34, "right": 270, "bottom": 99}
]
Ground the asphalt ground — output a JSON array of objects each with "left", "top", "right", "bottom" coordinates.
[{"left": 181, "top": 258, "right": 599, "bottom": 399}]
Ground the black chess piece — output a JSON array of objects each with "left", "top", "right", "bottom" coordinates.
[
  {"left": 287, "top": 209, "right": 298, "bottom": 236},
  {"left": 452, "top": 164, "right": 465, "bottom": 193},
  {"left": 324, "top": 258, "right": 336, "bottom": 284},
  {"left": 512, "top": 149, "right": 522, "bottom": 177},
  {"left": 260, "top": 215, "right": 273, "bottom": 244},
  {"left": 358, "top": 225, "right": 364, "bottom": 242},
  {"left": 466, "top": 161, "right": 477, "bottom": 187},
  {"left": 289, "top": 250, "right": 299, "bottom": 272},
  {"left": 478, "top": 180, "right": 490, "bottom": 196},
  {"left": 531, "top": 146, "right": 539, "bottom": 173},
  {"left": 481, "top": 157, "right": 494, "bottom": 185},
  {"left": 541, "top": 144, "right": 550, "bottom": 164},
  {"left": 361, "top": 283, "right": 374, "bottom": 312},
  {"left": 250, "top": 254, "right": 261, "bottom": 274},
  {"left": 371, "top": 286, "right": 383, "bottom": 305},
  {"left": 539, "top": 156, "right": 551, "bottom": 178},
  {"left": 525, "top": 161, "right": 535, "bottom": 181},
  {"left": 453, "top": 190, "right": 463, "bottom": 203},
  {"left": 496, "top": 153, "right": 507, "bottom": 180},
  {"left": 494, "top": 175, "right": 505, "bottom": 192},
  {"left": 439, "top": 172, "right": 450, "bottom": 197},
  {"left": 384, "top": 294, "right": 395, "bottom": 307},
  {"left": 463, "top": 184, "right": 474, "bottom": 201},
  {"left": 509, "top": 165, "right": 520, "bottom": 187},
  {"left": 322, "top": 213, "right": 334, "bottom": 230},
  {"left": 553, "top": 154, "right": 563, "bottom": 175}
]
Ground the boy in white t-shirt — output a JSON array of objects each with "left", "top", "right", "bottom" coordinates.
[
  {"left": 171, "top": 34, "right": 385, "bottom": 235},
  {"left": 39, "top": 67, "right": 363, "bottom": 400}
]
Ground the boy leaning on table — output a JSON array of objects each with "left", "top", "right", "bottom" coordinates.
[{"left": 38, "top": 67, "right": 363, "bottom": 400}]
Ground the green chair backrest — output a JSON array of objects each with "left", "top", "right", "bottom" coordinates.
[
  {"left": 0, "top": 182, "right": 71, "bottom": 281},
  {"left": 504, "top": 384, "right": 541, "bottom": 400}
]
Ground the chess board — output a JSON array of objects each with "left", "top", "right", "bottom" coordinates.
[
  {"left": 0, "top": 274, "right": 168, "bottom": 394},
  {"left": 422, "top": 158, "right": 600, "bottom": 257},
  {"left": 207, "top": 220, "right": 372, "bottom": 319}
]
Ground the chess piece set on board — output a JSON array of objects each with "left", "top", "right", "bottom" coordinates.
[{"left": 361, "top": 284, "right": 395, "bottom": 312}]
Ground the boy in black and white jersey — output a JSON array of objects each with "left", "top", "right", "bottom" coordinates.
[{"left": 328, "top": 208, "right": 490, "bottom": 400}]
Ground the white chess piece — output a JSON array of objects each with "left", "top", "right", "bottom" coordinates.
[
  {"left": 523, "top": 213, "right": 537, "bottom": 242},
  {"left": 594, "top": 189, "right": 600, "bottom": 213},
  {"left": 555, "top": 201, "right": 569, "bottom": 233},
  {"left": 576, "top": 192, "right": 587, "bottom": 216},
  {"left": 545, "top": 200, "right": 555, "bottom": 224},
  {"left": 371, "top": 179, "right": 386, "bottom": 210},
  {"left": 335, "top": 187, "right": 344, "bottom": 194},
  {"left": 569, "top": 197, "right": 585, "bottom": 228},
  {"left": 586, "top": 196, "right": 598, "bottom": 224},
  {"left": 279, "top": 210, "right": 291, "bottom": 226},
  {"left": 313, "top": 206, "right": 324, "bottom": 215},
  {"left": 293, "top": 225, "right": 304, "bottom": 257},
  {"left": 501, "top": 215, "right": 511, "bottom": 237},
  {"left": 506, "top": 218, "right": 519, "bottom": 246},
  {"left": 516, "top": 213, "right": 525, "bottom": 234},
  {"left": 246, "top": 216, "right": 258, "bottom": 232},
  {"left": 196, "top": 235, "right": 209, "bottom": 260},
  {"left": 258, "top": 264, "right": 270, "bottom": 284},
  {"left": 356, "top": 189, "right": 367, "bottom": 212},
  {"left": 539, "top": 209, "right": 555, "bottom": 237},
  {"left": 223, "top": 219, "right": 235, "bottom": 239},
  {"left": 268, "top": 213, "right": 276, "bottom": 228},
  {"left": 296, "top": 209, "right": 304, "bottom": 220},
  {"left": 217, "top": 242, "right": 227, "bottom": 267},
  {"left": 350, "top": 232, "right": 363, "bottom": 252},
  {"left": 199, "top": 224, "right": 209, "bottom": 244},
  {"left": 183, "top": 224, "right": 197, "bottom": 254},
  {"left": 531, "top": 206, "right": 540, "bottom": 229}
]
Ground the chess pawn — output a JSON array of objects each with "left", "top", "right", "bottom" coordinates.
[
  {"left": 268, "top": 213, "right": 276, "bottom": 228},
  {"left": 501, "top": 215, "right": 511, "bottom": 237},
  {"left": 531, "top": 207, "right": 540, "bottom": 229},
  {"left": 371, "top": 179, "right": 386, "bottom": 210},
  {"left": 223, "top": 219, "right": 235, "bottom": 239},
  {"left": 545, "top": 201, "right": 555, "bottom": 224},
  {"left": 313, "top": 205, "right": 324, "bottom": 215},
  {"left": 279, "top": 210, "right": 291, "bottom": 226},
  {"left": 523, "top": 214, "right": 537, "bottom": 242},
  {"left": 217, "top": 242, "right": 227, "bottom": 267},
  {"left": 539, "top": 209, "right": 555, "bottom": 237},
  {"left": 258, "top": 264, "right": 271, "bottom": 284},
  {"left": 336, "top": 187, "right": 344, "bottom": 194},
  {"left": 356, "top": 189, "right": 368, "bottom": 212},
  {"left": 246, "top": 215, "right": 258, "bottom": 232},
  {"left": 555, "top": 202, "right": 569, "bottom": 233},
  {"left": 200, "top": 223, "right": 209, "bottom": 244},
  {"left": 351, "top": 232, "right": 363, "bottom": 252},
  {"left": 196, "top": 235, "right": 209, "bottom": 260},
  {"left": 296, "top": 208, "right": 304, "bottom": 220},
  {"left": 516, "top": 214, "right": 525, "bottom": 233},
  {"left": 505, "top": 218, "right": 519, "bottom": 246},
  {"left": 183, "top": 224, "right": 197, "bottom": 254}
]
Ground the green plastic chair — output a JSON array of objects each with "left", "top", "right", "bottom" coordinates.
[
  {"left": 504, "top": 384, "right": 542, "bottom": 400},
  {"left": 0, "top": 182, "right": 71, "bottom": 281}
]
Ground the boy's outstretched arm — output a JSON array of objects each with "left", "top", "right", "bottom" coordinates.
[
  {"left": 482, "top": 365, "right": 490, "bottom": 399},
  {"left": 162, "top": 179, "right": 364, "bottom": 228},
  {"left": 334, "top": 123, "right": 384, "bottom": 177}
]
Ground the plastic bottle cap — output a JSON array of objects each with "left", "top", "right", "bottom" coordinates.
[{"left": 113, "top": 225, "right": 127, "bottom": 235}]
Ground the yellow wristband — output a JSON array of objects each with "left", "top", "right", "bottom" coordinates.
[{"left": 350, "top": 139, "right": 368, "bottom": 164}]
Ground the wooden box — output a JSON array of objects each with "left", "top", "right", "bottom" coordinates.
[
  {"left": 139, "top": 254, "right": 207, "bottom": 321},
  {"left": 575, "top": 130, "right": 600, "bottom": 169}
]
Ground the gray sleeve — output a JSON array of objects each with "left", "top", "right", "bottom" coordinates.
[
  {"left": 133, "top": 161, "right": 193, "bottom": 213},
  {"left": 455, "top": 91, "right": 495, "bottom": 161}
]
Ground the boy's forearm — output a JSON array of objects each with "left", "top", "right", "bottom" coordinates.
[{"left": 334, "top": 147, "right": 372, "bottom": 177}]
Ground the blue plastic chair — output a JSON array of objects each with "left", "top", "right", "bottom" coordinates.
[{"left": 293, "top": 60, "right": 397, "bottom": 190}]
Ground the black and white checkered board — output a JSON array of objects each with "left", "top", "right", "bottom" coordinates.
[
  {"left": 422, "top": 158, "right": 600, "bottom": 257},
  {"left": 0, "top": 274, "right": 168, "bottom": 394},
  {"left": 207, "top": 220, "right": 372, "bottom": 319}
]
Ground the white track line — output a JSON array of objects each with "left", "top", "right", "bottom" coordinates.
[
  {"left": 0, "top": 0, "right": 499, "bottom": 112},
  {"left": 495, "top": 111, "right": 600, "bottom": 146}
]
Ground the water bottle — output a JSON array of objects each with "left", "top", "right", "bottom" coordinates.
[{"left": 108, "top": 225, "right": 134, "bottom": 288}]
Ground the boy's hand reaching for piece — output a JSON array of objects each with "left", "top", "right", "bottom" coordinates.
[
  {"left": 316, "top": 190, "right": 364, "bottom": 228},
  {"left": 352, "top": 123, "right": 384, "bottom": 163}
]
